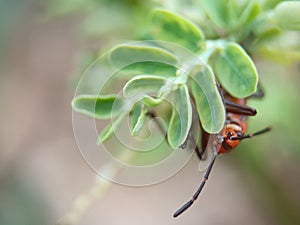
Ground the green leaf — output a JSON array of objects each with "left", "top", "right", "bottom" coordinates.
[
  {"left": 97, "top": 113, "right": 127, "bottom": 144},
  {"left": 201, "top": 0, "right": 232, "bottom": 28},
  {"left": 72, "top": 94, "right": 124, "bottom": 119},
  {"left": 238, "top": 2, "right": 260, "bottom": 26},
  {"left": 259, "top": 46, "right": 300, "bottom": 64},
  {"left": 109, "top": 44, "right": 178, "bottom": 70},
  {"left": 167, "top": 85, "right": 192, "bottom": 149},
  {"left": 123, "top": 75, "right": 168, "bottom": 97},
  {"left": 253, "top": 26, "right": 281, "bottom": 44},
  {"left": 141, "top": 95, "right": 163, "bottom": 107},
  {"left": 97, "top": 123, "right": 114, "bottom": 144},
  {"left": 261, "top": 0, "right": 283, "bottom": 10},
  {"left": 190, "top": 65, "right": 225, "bottom": 133},
  {"left": 274, "top": 1, "right": 300, "bottom": 30},
  {"left": 212, "top": 43, "right": 258, "bottom": 98},
  {"left": 121, "top": 61, "right": 177, "bottom": 77},
  {"left": 130, "top": 103, "right": 146, "bottom": 136},
  {"left": 151, "top": 9, "right": 204, "bottom": 52},
  {"left": 202, "top": 0, "right": 260, "bottom": 29}
]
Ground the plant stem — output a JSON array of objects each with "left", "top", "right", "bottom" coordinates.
[{"left": 56, "top": 150, "right": 136, "bottom": 225}]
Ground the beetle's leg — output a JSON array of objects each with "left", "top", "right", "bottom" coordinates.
[
  {"left": 224, "top": 100, "right": 257, "bottom": 116},
  {"left": 173, "top": 151, "right": 218, "bottom": 217}
]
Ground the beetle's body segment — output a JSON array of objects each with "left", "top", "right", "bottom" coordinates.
[
  {"left": 217, "top": 94, "right": 250, "bottom": 154},
  {"left": 198, "top": 90, "right": 257, "bottom": 157}
]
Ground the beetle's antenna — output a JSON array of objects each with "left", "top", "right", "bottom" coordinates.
[
  {"left": 173, "top": 153, "right": 217, "bottom": 218},
  {"left": 230, "top": 126, "right": 272, "bottom": 141}
]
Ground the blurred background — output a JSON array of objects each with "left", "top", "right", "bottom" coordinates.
[{"left": 0, "top": 0, "right": 299, "bottom": 225}]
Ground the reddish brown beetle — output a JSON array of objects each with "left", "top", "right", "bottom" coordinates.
[{"left": 173, "top": 89, "right": 271, "bottom": 218}]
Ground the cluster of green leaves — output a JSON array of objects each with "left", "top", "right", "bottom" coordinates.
[{"left": 72, "top": 1, "right": 300, "bottom": 149}]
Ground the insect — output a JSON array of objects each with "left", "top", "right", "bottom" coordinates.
[{"left": 173, "top": 88, "right": 271, "bottom": 218}]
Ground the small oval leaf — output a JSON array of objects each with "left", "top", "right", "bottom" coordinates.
[
  {"left": 141, "top": 95, "right": 163, "bottom": 107},
  {"left": 110, "top": 44, "right": 178, "bottom": 70},
  {"left": 212, "top": 43, "right": 258, "bottom": 98},
  {"left": 72, "top": 95, "right": 124, "bottom": 119},
  {"left": 167, "top": 85, "right": 192, "bottom": 149},
  {"left": 97, "top": 113, "right": 127, "bottom": 144},
  {"left": 123, "top": 75, "right": 168, "bottom": 97},
  {"left": 201, "top": 0, "right": 231, "bottom": 28},
  {"left": 151, "top": 9, "right": 204, "bottom": 52},
  {"left": 274, "top": 1, "right": 300, "bottom": 30},
  {"left": 130, "top": 103, "right": 146, "bottom": 136},
  {"left": 238, "top": 2, "right": 260, "bottom": 26},
  {"left": 97, "top": 123, "right": 114, "bottom": 144},
  {"left": 121, "top": 61, "right": 177, "bottom": 77},
  {"left": 190, "top": 65, "right": 225, "bottom": 133}
]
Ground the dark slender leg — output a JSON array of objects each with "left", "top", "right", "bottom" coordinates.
[
  {"left": 188, "top": 134, "right": 204, "bottom": 160},
  {"left": 173, "top": 152, "right": 218, "bottom": 218},
  {"left": 224, "top": 100, "right": 257, "bottom": 116},
  {"left": 194, "top": 146, "right": 203, "bottom": 160},
  {"left": 200, "top": 130, "right": 210, "bottom": 159}
]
